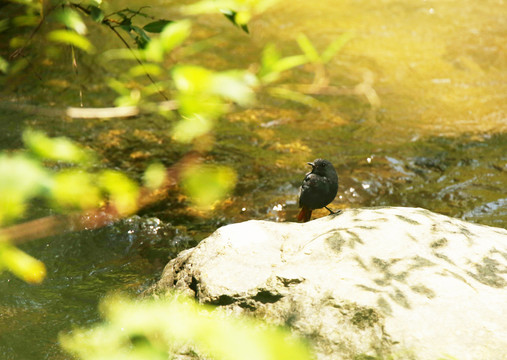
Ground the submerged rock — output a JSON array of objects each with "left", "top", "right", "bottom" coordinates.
[{"left": 149, "top": 207, "right": 507, "bottom": 360}]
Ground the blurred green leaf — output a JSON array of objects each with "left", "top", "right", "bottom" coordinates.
[
  {"left": 47, "top": 29, "right": 94, "bottom": 53},
  {"left": 296, "top": 33, "right": 320, "bottom": 63},
  {"left": 51, "top": 170, "right": 102, "bottom": 210},
  {"left": 0, "top": 153, "right": 50, "bottom": 224},
  {"left": 183, "top": 0, "right": 237, "bottom": 15},
  {"left": 261, "top": 43, "right": 281, "bottom": 69},
  {"left": 143, "top": 20, "right": 174, "bottom": 33},
  {"left": 0, "top": 19, "right": 9, "bottom": 33},
  {"left": 261, "top": 55, "right": 308, "bottom": 84},
  {"left": 321, "top": 31, "right": 353, "bottom": 64},
  {"left": 143, "top": 20, "right": 191, "bottom": 62},
  {"left": 260, "top": 44, "right": 307, "bottom": 83},
  {"left": 13, "top": 15, "right": 40, "bottom": 27},
  {"left": 9, "top": 36, "right": 29, "bottom": 48},
  {"left": 0, "top": 56, "right": 8, "bottom": 74},
  {"left": 114, "top": 89, "right": 142, "bottom": 107},
  {"left": 0, "top": 242, "right": 46, "bottom": 284},
  {"left": 182, "top": 0, "right": 278, "bottom": 16},
  {"left": 7, "top": 58, "right": 29, "bottom": 75},
  {"left": 60, "top": 294, "right": 313, "bottom": 360},
  {"left": 173, "top": 65, "right": 212, "bottom": 93},
  {"left": 143, "top": 38, "right": 164, "bottom": 62},
  {"left": 54, "top": 8, "right": 87, "bottom": 35},
  {"left": 107, "top": 78, "right": 131, "bottom": 96},
  {"left": 171, "top": 113, "right": 215, "bottom": 143},
  {"left": 268, "top": 87, "right": 322, "bottom": 107},
  {"left": 159, "top": 19, "right": 191, "bottom": 52},
  {"left": 103, "top": 48, "right": 142, "bottom": 62},
  {"left": 143, "top": 163, "right": 167, "bottom": 190},
  {"left": 178, "top": 91, "right": 225, "bottom": 118},
  {"left": 211, "top": 70, "right": 257, "bottom": 106},
  {"left": 172, "top": 65, "right": 257, "bottom": 141},
  {"left": 181, "top": 164, "right": 236, "bottom": 208},
  {"left": 23, "top": 130, "right": 94, "bottom": 164},
  {"left": 129, "top": 63, "right": 162, "bottom": 77},
  {"left": 174, "top": 65, "right": 256, "bottom": 105},
  {"left": 98, "top": 170, "right": 139, "bottom": 215},
  {"left": 273, "top": 55, "right": 308, "bottom": 73}
]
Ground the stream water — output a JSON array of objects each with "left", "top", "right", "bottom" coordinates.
[{"left": 0, "top": 0, "right": 506, "bottom": 358}]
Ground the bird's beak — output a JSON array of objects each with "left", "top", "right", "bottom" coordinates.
[{"left": 307, "top": 162, "right": 315, "bottom": 167}]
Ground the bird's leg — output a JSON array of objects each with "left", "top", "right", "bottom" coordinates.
[{"left": 325, "top": 206, "right": 342, "bottom": 215}]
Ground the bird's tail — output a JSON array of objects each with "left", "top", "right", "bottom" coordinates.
[{"left": 297, "top": 207, "right": 312, "bottom": 222}]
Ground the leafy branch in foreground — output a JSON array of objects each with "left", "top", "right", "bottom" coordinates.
[
  {"left": 0, "top": 130, "right": 230, "bottom": 283},
  {"left": 0, "top": 0, "right": 355, "bottom": 283},
  {"left": 60, "top": 293, "right": 313, "bottom": 360}
]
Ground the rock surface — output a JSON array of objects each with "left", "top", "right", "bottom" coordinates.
[{"left": 150, "top": 207, "right": 507, "bottom": 360}]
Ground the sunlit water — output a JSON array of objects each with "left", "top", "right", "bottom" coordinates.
[{"left": 0, "top": 0, "right": 506, "bottom": 358}]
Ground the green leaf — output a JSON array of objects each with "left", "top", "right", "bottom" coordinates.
[
  {"left": 98, "top": 170, "right": 139, "bottom": 215},
  {"left": 143, "top": 163, "right": 167, "bottom": 190},
  {"left": 120, "top": 23, "right": 133, "bottom": 33},
  {"left": 173, "top": 65, "right": 212, "bottom": 93},
  {"left": 0, "top": 243, "right": 46, "bottom": 284},
  {"left": 86, "top": 0, "right": 103, "bottom": 7},
  {"left": 171, "top": 114, "right": 214, "bottom": 143},
  {"left": 273, "top": 55, "right": 308, "bottom": 73},
  {"left": 128, "top": 63, "right": 162, "bottom": 77},
  {"left": 47, "top": 29, "right": 94, "bottom": 53},
  {"left": 51, "top": 170, "right": 102, "bottom": 210},
  {"left": 8, "top": 58, "right": 29, "bottom": 75},
  {"left": 211, "top": 70, "right": 257, "bottom": 106},
  {"left": 131, "top": 25, "right": 151, "bottom": 49},
  {"left": 0, "top": 154, "right": 50, "bottom": 224},
  {"left": 0, "top": 18, "right": 9, "bottom": 33},
  {"left": 60, "top": 294, "right": 313, "bottom": 360},
  {"left": 89, "top": 6, "right": 105, "bottom": 23},
  {"left": 260, "top": 44, "right": 308, "bottom": 83},
  {"left": 54, "top": 8, "right": 87, "bottom": 35},
  {"left": 321, "top": 31, "right": 354, "bottom": 64},
  {"left": 23, "top": 130, "right": 94, "bottom": 164},
  {"left": 159, "top": 19, "right": 191, "bottom": 52},
  {"left": 143, "top": 38, "right": 163, "bottom": 62},
  {"left": 0, "top": 55, "right": 8, "bottom": 74},
  {"left": 268, "top": 87, "right": 322, "bottom": 107},
  {"left": 296, "top": 33, "right": 320, "bottom": 63},
  {"left": 13, "top": 15, "right": 40, "bottom": 27},
  {"left": 181, "top": 164, "right": 237, "bottom": 209},
  {"left": 143, "top": 20, "right": 173, "bottom": 33},
  {"left": 221, "top": 9, "right": 249, "bottom": 33}
]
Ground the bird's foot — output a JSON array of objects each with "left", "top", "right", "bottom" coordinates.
[{"left": 324, "top": 206, "right": 342, "bottom": 216}]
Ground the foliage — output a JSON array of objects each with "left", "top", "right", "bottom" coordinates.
[
  {"left": 0, "top": 0, "right": 351, "bottom": 285},
  {"left": 60, "top": 293, "right": 313, "bottom": 360},
  {"left": 182, "top": 164, "right": 238, "bottom": 209},
  {"left": 0, "top": 0, "right": 351, "bottom": 284},
  {"left": 0, "top": 1, "right": 352, "bottom": 357},
  {"left": 0, "top": 131, "right": 139, "bottom": 282}
]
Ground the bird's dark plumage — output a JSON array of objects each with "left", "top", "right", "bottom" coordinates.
[{"left": 297, "top": 159, "right": 338, "bottom": 222}]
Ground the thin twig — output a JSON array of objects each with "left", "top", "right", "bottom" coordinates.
[{"left": 71, "top": 3, "right": 169, "bottom": 101}]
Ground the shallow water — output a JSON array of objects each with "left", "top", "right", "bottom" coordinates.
[{"left": 0, "top": 0, "right": 506, "bottom": 358}]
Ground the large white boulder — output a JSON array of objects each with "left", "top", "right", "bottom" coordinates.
[{"left": 151, "top": 207, "right": 507, "bottom": 360}]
